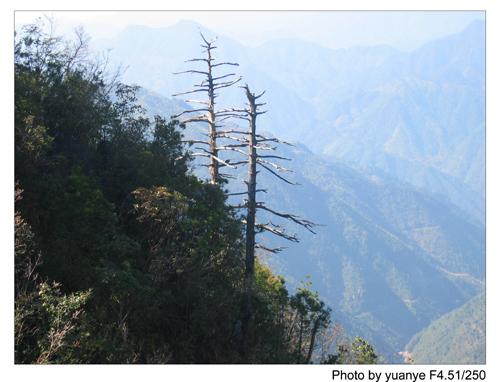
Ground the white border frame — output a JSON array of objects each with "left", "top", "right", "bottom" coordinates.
[{"left": 2, "top": 1, "right": 498, "bottom": 381}]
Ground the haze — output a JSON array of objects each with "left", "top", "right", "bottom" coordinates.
[{"left": 15, "top": 10, "right": 484, "bottom": 51}]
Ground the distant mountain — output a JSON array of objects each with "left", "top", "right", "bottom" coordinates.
[
  {"left": 406, "top": 292, "right": 485, "bottom": 364},
  {"left": 135, "top": 87, "right": 188, "bottom": 119},
  {"left": 247, "top": 20, "right": 485, "bottom": 222},
  {"left": 93, "top": 19, "right": 485, "bottom": 224}
]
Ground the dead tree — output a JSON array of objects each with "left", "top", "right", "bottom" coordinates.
[
  {"left": 226, "top": 85, "right": 318, "bottom": 355},
  {"left": 172, "top": 33, "right": 242, "bottom": 184}
]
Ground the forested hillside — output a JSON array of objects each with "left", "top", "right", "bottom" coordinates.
[
  {"left": 406, "top": 293, "right": 485, "bottom": 364},
  {"left": 14, "top": 22, "right": 379, "bottom": 364}
]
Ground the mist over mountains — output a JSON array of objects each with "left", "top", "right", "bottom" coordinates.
[
  {"left": 94, "top": 19, "right": 485, "bottom": 362},
  {"left": 96, "top": 19, "right": 484, "bottom": 223}
]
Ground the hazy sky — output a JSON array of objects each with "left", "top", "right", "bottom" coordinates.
[{"left": 15, "top": 11, "right": 484, "bottom": 51}]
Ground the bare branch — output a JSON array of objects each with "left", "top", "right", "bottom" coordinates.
[
  {"left": 212, "top": 73, "right": 238, "bottom": 82},
  {"left": 258, "top": 162, "right": 298, "bottom": 185},
  {"left": 217, "top": 143, "right": 248, "bottom": 149},
  {"left": 213, "top": 156, "right": 237, "bottom": 168},
  {"left": 215, "top": 113, "right": 248, "bottom": 119},
  {"left": 184, "top": 99, "right": 210, "bottom": 105},
  {"left": 181, "top": 140, "right": 209, "bottom": 145},
  {"left": 173, "top": 69, "right": 209, "bottom": 76},
  {"left": 212, "top": 62, "right": 239, "bottom": 67},
  {"left": 185, "top": 58, "right": 210, "bottom": 63},
  {"left": 255, "top": 244, "right": 286, "bottom": 254},
  {"left": 172, "top": 88, "right": 208, "bottom": 97},
  {"left": 256, "top": 137, "right": 294, "bottom": 146},
  {"left": 179, "top": 116, "right": 210, "bottom": 124},
  {"left": 216, "top": 129, "right": 248, "bottom": 135},
  {"left": 191, "top": 153, "right": 211, "bottom": 158},
  {"left": 254, "top": 144, "right": 277, "bottom": 151},
  {"left": 216, "top": 146, "right": 249, "bottom": 156},
  {"left": 226, "top": 189, "right": 267, "bottom": 197},
  {"left": 218, "top": 115, "right": 250, "bottom": 122},
  {"left": 192, "top": 149, "right": 237, "bottom": 169},
  {"left": 199, "top": 32, "right": 216, "bottom": 47},
  {"left": 256, "top": 204, "right": 318, "bottom": 234},
  {"left": 254, "top": 90, "right": 266, "bottom": 99},
  {"left": 256, "top": 222, "right": 299, "bottom": 242},
  {"left": 229, "top": 204, "right": 247, "bottom": 210},
  {"left": 214, "top": 116, "right": 233, "bottom": 123},
  {"left": 225, "top": 160, "right": 248, "bottom": 166},
  {"left": 219, "top": 173, "right": 237, "bottom": 179},
  {"left": 257, "top": 158, "right": 293, "bottom": 173},
  {"left": 216, "top": 133, "right": 249, "bottom": 143},
  {"left": 215, "top": 107, "right": 247, "bottom": 115},
  {"left": 258, "top": 154, "right": 291, "bottom": 161},
  {"left": 193, "top": 83, "right": 211, "bottom": 89},
  {"left": 214, "top": 77, "right": 242, "bottom": 90},
  {"left": 171, "top": 108, "right": 209, "bottom": 119}
]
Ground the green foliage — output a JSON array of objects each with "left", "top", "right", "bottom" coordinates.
[
  {"left": 289, "top": 281, "right": 332, "bottom": 363},
  {"left": 14, "top": 20, "right": 377, "bottom": 364},
  {"left": 15, "top": 191, "right": 92, "bottom": 364},
  {"left": 250, "top": 263, "right": 291, "bottom": 362},
  {"left": 15, "top": 280, "right": 92, "bottom": 364},
  {"left": 34, "top": 282, "right": 92, "bottom": 364},
  {"left": 321, "top": 336, "right": 378, "bottom": 364},
  {"left": 350, "top": 337, "right": 379, "bottom": 364}
]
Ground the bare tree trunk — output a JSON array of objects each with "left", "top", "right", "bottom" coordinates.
[
  {"left": 206, "top": 47, "right": 218, "bottom": 185},
  {"left": 237, "top": 85, "right": 318, "bottom": 357},
  {"left": 242, "top": 88, "right": 257, "bottom": 355}
]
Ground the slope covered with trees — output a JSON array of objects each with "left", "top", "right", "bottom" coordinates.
[
  {"left": 406, "top": 293, "right": 485, "bottom": 364},
  {"left": 14, "top": 21, "right": 378, "bottom": 364}
]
